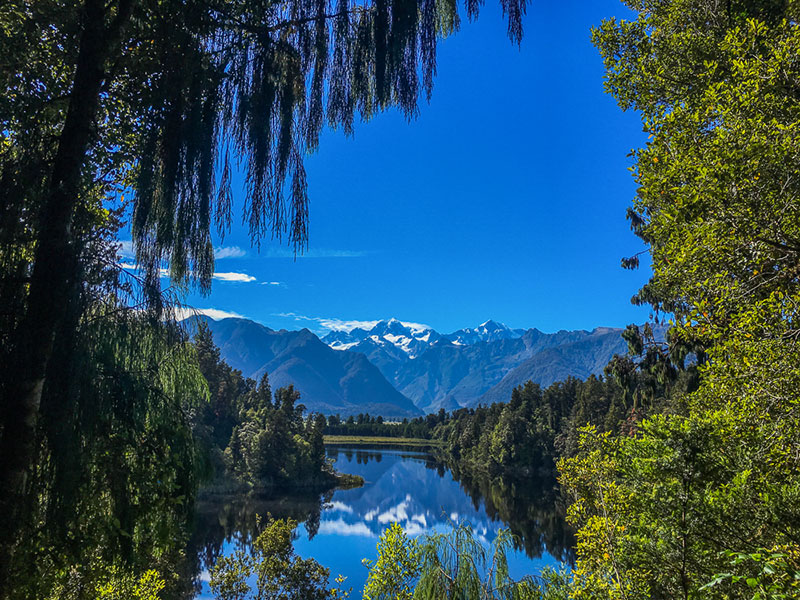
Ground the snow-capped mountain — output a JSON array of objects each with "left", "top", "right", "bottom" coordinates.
[
  {"left": 322, "top": 328, "right": 371, "bottom": 350},
  {"left": 444, "top": 319, "right": 526, "bottom": 346},
  {"left": 323, "top": 318, "right": 526, "bottom": 358},
  {"left": 323, "top": 318, "right": 442, "bottom": 359},
  {"left": 183, "top": 314, "right": 635, "bottom": 415}
]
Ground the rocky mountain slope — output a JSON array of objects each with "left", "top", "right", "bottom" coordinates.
[
  {"left": 187, "top": 315, "right": 633, "bottom": 416},
  {"left": 184, "top": 316, "right": 422, "bottom": 418}
]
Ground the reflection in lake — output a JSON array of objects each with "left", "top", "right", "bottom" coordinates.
[{"left": 189, "top": 445, "right": 573, "bottom": 598}]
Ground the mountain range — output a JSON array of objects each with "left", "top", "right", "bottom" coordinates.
[
  {"left": 186, "top": 316, "right": 633, "bottom": 417},
  {"left": 186, "top": 316, "right": 422, "bottom": 418}
]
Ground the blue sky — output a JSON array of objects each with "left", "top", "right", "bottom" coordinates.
[{"left": 125, "top": 0, "right": 652, "bottom": 336}]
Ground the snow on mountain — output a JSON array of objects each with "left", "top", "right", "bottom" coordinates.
[
  {"left": 324, "top": 327, "right": 371, "bottom": 351},
  {"left": 445, "top": 320, "right": 526, "bottom": 346},
  {"left": 322, "top": 318, "right": 442, "bottom": 359},
  {"left": 322, "top": 318, "right": 528, "bottom": 360},
  {"left": 183, "top": 316, "right": 422, "bottom": 417}
]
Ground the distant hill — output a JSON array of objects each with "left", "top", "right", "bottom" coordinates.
[{"left": 183, "top": 316, "right": 422, "bottom": 418}]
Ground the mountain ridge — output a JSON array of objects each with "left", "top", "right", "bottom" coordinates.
[
  {"left": 183, "top": 316, "right": 422, "bottom": 418},
  {"left": 187, "top": 315, "right": 636, "bottom": 416}
]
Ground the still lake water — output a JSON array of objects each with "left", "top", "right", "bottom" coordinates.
[{"left": 189, "top": 445, "right": 573, "bottom": 598}]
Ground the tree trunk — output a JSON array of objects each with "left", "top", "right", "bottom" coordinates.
[{"left": 0, "top": 0, "right": 131, "bottom": 592}]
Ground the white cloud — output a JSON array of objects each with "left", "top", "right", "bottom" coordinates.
[
  {"left": 212, "top": 271, "right": 256, "bottom": 283},
  {"left": 214, "top": 246, "right": 246, "bottom": 259},
  {"left": 319, "top": 318, "right": 381, "bottom": 332},
  {"left": 317, "top": 519, "right": 375, "bottom": 538},
  {"left": 120, "top": 261, "right": 256, "bottom": 284},
  {"left": 116, "top": 240, "right": 135, "bottom": 259},
  {"left": 377, "top": 496, "right": 412, "bottom": 524},
  {"left": 119, "top": 262, "right": 169, "bottom": 278},
  {"left": 402, "top": 521, "right": 428, "bottom": 537},
  {"left": 172, "top": 307, "right": 246, "bottom": 321},
  {"left": 119, "top": 243, "right": 249, "bottom": 263},
  {"left": 364, "top": 508, "right": 379, "bottom": 522},
  {"left": 274, "top": 313, "right": 378, "bottom": 333},
  {"left": 260, "top": 281, "right": 284, "bottom": 287},
  {"left": 327, "top": 501, "right": 354, "bottom": 514}
]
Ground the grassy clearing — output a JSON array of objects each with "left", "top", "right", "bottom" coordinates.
[{"left": 323, "top": 435, "right": 443, "bottom": 447}]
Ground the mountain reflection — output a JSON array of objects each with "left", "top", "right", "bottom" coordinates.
[
  {"left": 187, "top": 445, "right": 573, "bottom": 597},
  {"left": 323, "top": 446, "right": 574, "bottom": 562}
]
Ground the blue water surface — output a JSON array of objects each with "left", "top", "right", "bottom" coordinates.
[{"left": 193, "top": 446, "right": 571, "bottom": 598}]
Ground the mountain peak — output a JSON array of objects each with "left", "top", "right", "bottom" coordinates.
[{"left": 446, "top": 320, "right": 522, "bottom": 346}]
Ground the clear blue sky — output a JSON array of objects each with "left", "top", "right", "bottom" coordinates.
[{"left": 142, "top": 0, "right": 653, "bottom": 335}]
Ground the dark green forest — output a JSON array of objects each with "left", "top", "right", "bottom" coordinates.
[
  {"left": 192, "top": 322, "right": 343, "bottom": 491},
  {"left": 2, "top": 0, "right": 800, "bottom": 598}
]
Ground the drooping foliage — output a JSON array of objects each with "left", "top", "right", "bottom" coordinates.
[
  {"left": 363, "top": 521, "right": 568, "bottom": 600},
  {"left": 11, "top": 302, "right": 208, "bottom": 600},
  {"left": 209, "top": 517, "right": 348, "bottom": 600},
  {"left": 1, "top": 0, "right": 528, "bottom": 295}
]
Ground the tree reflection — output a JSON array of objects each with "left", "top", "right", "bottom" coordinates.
[
  {"left": 445, "top": 461, "right": 575, "bottom": 564},
  {"left": 181, "top": 490, "right": 331, "bottom": 597}
]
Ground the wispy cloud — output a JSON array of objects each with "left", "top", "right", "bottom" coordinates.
[
  {"left": 213, "top": 271, "right": 256, "bottom": 283},
  {"left": 121, "top": 242, "right": 248, "bottom": 261},
  {"left": 119, "top": 241, "right": 363, "bottom": 261},
  {"left": 119, "top": 262, "right": 170, "bottom": 278},
  {"left": 274, "top": 313, "right": 430, "bottom": 333},
  {"left": 317, "top": 519, "right": 375, "bottom": 538},
  {"left": 319, "top": 318, "right": 381, "bottom": 332},
  {"left": 173, "top": 307, "right": 246, "bottom": 321},
  {"left": 120, "top": 262, "right": 257, "bottom": 283},
  {"left": 275, "top": 313, "right": 378, "bottom": 332},
  {"left": 260, "top": 281, "right": 285, "bottom": 287},
  {"left": 262, "top": 247, "right": 369, "bottom": 259},
  {"left": 327, "top": 501, "right": 354, "bottom": 514},
  {"left": 214, "top": 246, "right": 246, "bottom": 259}
]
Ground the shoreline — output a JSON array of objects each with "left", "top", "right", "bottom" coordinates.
[
  {"left": 197, "top": 470, "right": 364, "bottom": 498},
  {"left": 323, "top": 435, "right": 443, "bottom": 448}
]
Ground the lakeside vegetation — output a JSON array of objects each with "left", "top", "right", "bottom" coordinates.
[
  {"left": 193, "top": 323, "right": 347, "bottom": 492},
  {"left": 0, "top": 0, "right": 525, "bottom": 593},
  {"left": 323, "top": 435, "right": 443, "bottom": 447}
]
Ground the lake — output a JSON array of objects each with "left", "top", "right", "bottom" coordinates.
[{"left": 188, "top": 445, "right": 573, "bottom": 598}]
